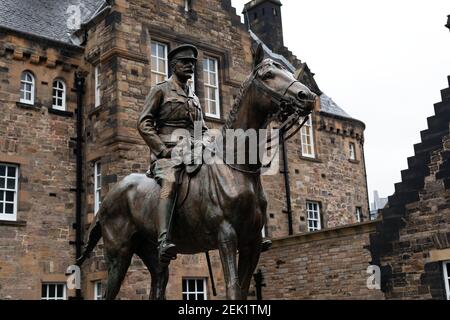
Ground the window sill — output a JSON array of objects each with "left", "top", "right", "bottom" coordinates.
[
  {"left": 348, "top": 159, "right": 360, "bottom": 164},
  {"left": 48, "top": 108, "right": 74, "bottom": 118},
  {"left": 16, "top": 101, "right": 41, "bottom": 110},
  {"left": 299, "top": 155, "right": 322, "bottom": 163},
  {"left": 204, "top": 116, "right": 225, "bottom": 124},
  {"left": 0, "top": 220, "right": 27, "bottom": 227}
]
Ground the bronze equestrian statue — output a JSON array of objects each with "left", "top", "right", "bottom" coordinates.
[{"left": 77, "top": 44, "right": 316, "bottom": 300}]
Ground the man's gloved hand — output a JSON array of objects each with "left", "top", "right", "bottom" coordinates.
[{"left": 159, "top": 147, "right": 173, "bottom": 159}]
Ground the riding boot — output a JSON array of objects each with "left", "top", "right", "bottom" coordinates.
[{"left": 157, "top": 198, "right": 177, "bottom": 264}]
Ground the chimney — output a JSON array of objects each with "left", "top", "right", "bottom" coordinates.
[
  {"left": 243, "top": 0, "right": 284, "bottom": 52},
  {"left": 446, "top": 15, "right": 450, "bottom": 31}
]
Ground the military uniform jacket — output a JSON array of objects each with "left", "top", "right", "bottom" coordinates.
[{"left": 138, "top": 76, "right": 208, "bottom": 157}]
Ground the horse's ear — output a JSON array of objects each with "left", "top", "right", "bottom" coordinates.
[{"left": 252, "top": 43, "right": 264, "bottom": 69}]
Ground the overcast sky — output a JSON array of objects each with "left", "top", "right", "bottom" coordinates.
[{"left": 232, "top": 0, "right": 450, "bottom": 204}]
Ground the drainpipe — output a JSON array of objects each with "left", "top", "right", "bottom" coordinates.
[
  {"left": 280, "top": 130, "right": 293, "bottom": 235},
  {"left": 361, "top": 137, "right": 370, "bottom": 220},
  {"left": 74, "top": 71, "right": 85, "bottom": 299}
]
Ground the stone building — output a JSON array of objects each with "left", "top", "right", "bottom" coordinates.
[{"left": 0, "top": 0, "right": 371, "bottom": 300}]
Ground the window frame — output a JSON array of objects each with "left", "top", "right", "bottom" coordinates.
[
  {"left": 94, "top": 66, "right": 101, "bottom": 108},
  {"left": 349, "top": 142, "right": 356, "bottom": 161},
  {"left": 182, "top": 278, "right": 207, "bottom": 301},
  {"left": 0, "top": 163, "right": 19, "bottom": 222},
  {"left": 355, "top": 206, "right": 362, "bottom": 223},
  {"left": 94, "top": 161, "right": 102, "bottom": 215},
  {"left": 150, "top": 41, "right": 169, "bottom": 87},
  {"left": 443, "top": 260, "right": 450, "bottom": 300},
  {"left": 20, "top": 71, "right": 35, "bottom": 105},
  {"left": 203, "top": 56, "right": 221, "bottom": 119},
  {"left": 306, "top": 201, "right": 321, "bottom": 232},
  {"left": 41, "top": 283, "right": 67, "bottom": 300},
  {"left": 52, "top": 79, "right": 66, "bottom": 111},
  {"left": 300, "top": 116, "right": 315, "bottom": 158},
  {"left": 94, "top": 281, "right": 103, "bottom": 300}
]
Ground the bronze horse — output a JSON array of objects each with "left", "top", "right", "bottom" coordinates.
[{"left": 77, "top": 45, "right": 316, "bottom": 300}]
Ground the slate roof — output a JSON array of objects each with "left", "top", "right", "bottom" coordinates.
[
  {"left": 0, "top": 0, "right": 105, "bottom": 45},
  {"left": 320, "top": 93, "right": 352, "bottom": 119}
]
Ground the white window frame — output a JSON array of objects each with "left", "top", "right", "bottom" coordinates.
[
  {"left": 203, "top": 57, "right": 220, "bottom": 119},
  {"left": 0, "top": 163, "right": 19, "bottom": 222},
  {"left": 95, "top": 66, "right": 101, "bottom": 107},
  {"left": 443, "top": 260, "right": 450, "bottom": 300},
  {"left": 306, "top": 201, "right": 321, "bottom": 232},
  {"left": 355, "top": 207, "right": 362, "bottom": 223},
  {"left": 300, "top": 117, "right": 315, "bottom": 158},
  {"left": 188, "top": 72, "right": 195, "bottom": 94},
  {"left": 94, "top": 161, "right": 102, "bottom": 215},
  {"left": 184, "top": 0, "right": 191, "bottom": 12},
  {"left": 349, "top": 142, "right": 356, "bottom": 161},
  {"left": 150, "top": 41, "right": 168, "bottom": 86},
  {"left": 20, "top": 71, "right": 35, "bottom": 105},
  {"left": 94, "top": 281, "right": 103, "bottom": 300},
  {"left": 182, "top": 278, "right": 207, "bottom": 300},
  {"left": 41, "top": 283, "right": 67, "bottom": 300},
  {"left": 52, "top": 79, "right": 66, "bottom": 111}
]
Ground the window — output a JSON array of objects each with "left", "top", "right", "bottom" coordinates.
[
  {"left": 52, "top": 80, "right": 66, "bottom": 111},
  {"left": 355, "top": 207, "right": 362, "bottom": 223},
  {"left": 95, "top": 66, "right": 101, "bottom": 107},
  {"left": 94, "top": 161, "right": 102, "bottom": 215},
  {"left": 41, "top": 283, "right": 66, "bottom": 300},
  {"left": 203, "top": 57, "right": 220, "bottom": 118},
  {"left": 182, "top": 278, "right": 207, "bottom": 300},
  {"left": 20, "top": 71, "right": 35, "bottom": 104},
  {"left": 300, "top": 117, "right": 315, "bottom": 158},
  {"left": 0, "top": 163, "right": 19, "bottom": 221},
  {"left": 94, "top": 281, "right": 103, "bottom": 300},
  {"left": 151, "top": 41, "right": 168, "bottom": 87},
  {"left": 188, "top": 72, "right": 195, "bottom": 94},
  {"left": 349, "top": 142, "right": 356, "bottom": 161},
  {"left": 306, "top": 201, "right": 321, "bottom": 232},
  {"left": 443, "top": 260, "right": 450, "bottom": 300},
  {"left": 273, "top": 8, "right": 278, "bottom": 16},
  {"left": 184, "top": 0, "right": 191, "bottom": 12}
]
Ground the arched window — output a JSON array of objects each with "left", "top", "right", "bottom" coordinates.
[
  {"left": 20, "top": 71, "right": 35, "bottom": 104},
  {"left": 52, "top": 79, "right": 66, "bottom": 111}
]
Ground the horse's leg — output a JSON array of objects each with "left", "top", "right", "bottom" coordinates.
[
  {"left": 135, "top": 245, "right": 169, "bottom": 300},
  {"left": 103, "top": 246, "right": 133, "bottom": 300},
  {"left": 218, "top": 221, "right": 241, "bottom": 300},
  {"left": 238, "top": 235, "right": 262, "bottom": 300}
]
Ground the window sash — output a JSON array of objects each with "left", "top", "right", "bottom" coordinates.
[
  {"left": 306, "top": 201, "right": 321, "bottom": 232},
  {"left": 94, "top": 281, "right": 103, "bottom": 300},
  {"left": 203, "top": 57, "right": 220, "bottom": 118},
  {"left": 20, "top": 72, "right": 34, "bottom": 104},
  {"left": 349, "top": 143, "right": 356, "bottom": 160},
  {"left": 355, "top": 207, "right": 362, "bottom": 223},
  {"left": 95, "top": 66, "right": 101, "bottom": 107},
  {"left": 52, "top": 80, "right": 66, "bottom": 111},
  {"left": 300, "top": 117, "right": 315, "bottom": 158},
  {"left": 151, "top": 41, "right": 168, "bottom": 87},
  {"left": 41, "top": 283, "right": 67, "bottom": 300},
  {"left": 0, "top": 163, "right": 19, "bottom": 221},
  {"left": 443, "top": 260, "right": 450, "bottom": 300},
  {"left": 94, "top": 162, "right": 101, "bottom": 215},
  {"left": 182, "top": 278, "right": 207, "bottom": 300}
]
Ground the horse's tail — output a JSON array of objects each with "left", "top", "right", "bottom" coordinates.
[{"left": 76, "top": 211, "right": 102, "bottom": 266}]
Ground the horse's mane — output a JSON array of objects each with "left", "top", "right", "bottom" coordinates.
[{"left": 222, "top": 59, "right": 273, "bottom": 133}]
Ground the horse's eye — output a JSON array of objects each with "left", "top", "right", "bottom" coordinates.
[{"left": 262, "top": 71, "right": 274, "bottom": 80}]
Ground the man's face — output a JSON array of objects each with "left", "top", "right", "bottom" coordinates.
[{"left": 173, "top": 58, "right": 195, "bottom": 82}]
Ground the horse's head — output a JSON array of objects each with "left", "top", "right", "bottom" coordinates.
[{"left": 249, "top": 44, "right": 317, "bottom": 123}]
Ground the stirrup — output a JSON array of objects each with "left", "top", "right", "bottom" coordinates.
[
  {"left": 261, "top": 239, "right": 272, "bottom": 252},
  {"left": 158, "top": 241, "right": 177, "bottom": 263}
]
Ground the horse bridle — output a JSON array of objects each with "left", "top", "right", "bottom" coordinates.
[{"left": 224, "top": 61, "right": 314, "bottom": 175}]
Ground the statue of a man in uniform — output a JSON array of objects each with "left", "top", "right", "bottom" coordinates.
[{"left": 137, "top": 44, "right": 208, "bottom": 265}]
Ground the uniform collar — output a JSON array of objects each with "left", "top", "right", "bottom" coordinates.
[{"left": 169, "top": 76, "right": 195, "bottom": 98}]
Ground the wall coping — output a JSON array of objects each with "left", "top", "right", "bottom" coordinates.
[{"left": 270, "top": 220, "right": 380, "bottom": 249}]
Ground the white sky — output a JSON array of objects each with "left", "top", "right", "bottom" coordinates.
[{"left": 231, "top": 0, "right": 450, "bottom": 204}]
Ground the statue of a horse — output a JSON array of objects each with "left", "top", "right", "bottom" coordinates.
[{"left": 77, "top": 44, "right": 316, "bottom": 300}]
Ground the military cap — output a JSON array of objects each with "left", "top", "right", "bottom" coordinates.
[{"left": 168, "top": 44, "right": 198, "bottom": 62}]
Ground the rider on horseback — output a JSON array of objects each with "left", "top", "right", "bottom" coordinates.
[{"left": 138, "top": 44, "right": 207, "bottom": 265}]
